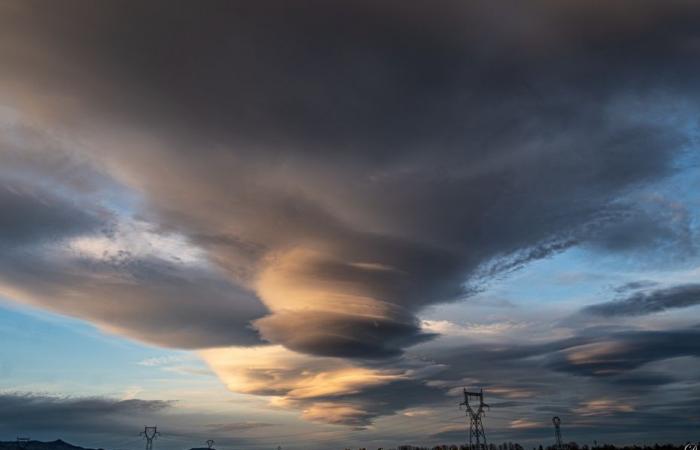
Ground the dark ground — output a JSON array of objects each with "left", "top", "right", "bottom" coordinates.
[{"left": 0, "top": 441, "right": 100, "bottom": 450}]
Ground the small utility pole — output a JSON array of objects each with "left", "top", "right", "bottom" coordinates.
[
  {"left": 141, "top": 426, "right": 160, "bottom": 450},
  {"left": 460, "top": 388, "right": 489, "bottom": 450}
]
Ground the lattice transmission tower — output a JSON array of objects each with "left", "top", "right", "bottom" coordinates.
[
  {"left": 140, "top": 426, "right": 160, "bottom": 450},
  {"left": 553, "top": 416, "right": 563, "bottom": 450},
  {"left": 460, "top": 388, "right": 489, "bottom": 450}
]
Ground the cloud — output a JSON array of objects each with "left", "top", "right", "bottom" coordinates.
[
  {"left": 205, "top": 422, "right": 274, "bottom": 433},
  {"left": 0, "top": 184, "right": 101, "bottom": 248},
  {"left": 0, "top": 0, "right": 697, "bottom": 362},
  {"left": 1, "top": 257, "right": 268, "bottom": 349},
  {"left": 574, "top": 399, "right": 635, "bottom": 416},
  {"left": 0, "top": 393, "right": 171, "bottom": 434},
  {"left": 583, "top": 283, "right": 700, "bottom": 317},
  {"left": 421, "top": 325, "right": 700, "bottom": 389},
  {"left": 301, "top": 402, "right": 374, "bottom": 427},
  {"left": 407, "top": 326, "right": 700, "bottom": 444},
  {"left": 487, "top": 387, "right": 535, "bottom": 399},
  {"left": 0, "top": 125, "right": 270, "bottom": 349},
  {"left": 200, "top": 345, "right": 448, "bottom": 426},
  {"left": 254, "top": 310, "right": 434, "bottom": 359},
  {"left": 509, "top": 419, "right": 541, "bottom": 429},
  {"left": 412, "top": 325, "right": 700, "bottom": 388},
  {"left": 548, "top": 328, "right": 700, "bottom": 377},
  {"left": 200, "top": 345, "right": 405, "bottom": 398},
  {"left": 613, "top": 280, "right": 660, "bottom": 293},
  {"left": 421, "top": 320, "right": 529, "bottom": 339},
  {"left": 137, "top": 355, "right": 192, "bottom": 367}
]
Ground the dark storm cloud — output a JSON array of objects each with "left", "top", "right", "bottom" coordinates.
[
  {"left": 0, "top": 183, "right": 103, "bottom": 247},
  {"left": 0, "top": 182, "right": 267, "bottom": 349},
  {"left": 1, "top": 0, "right": 699, "bottom": 390},
  {"left": 0, "top": 123, "right": 113, "bottom": 239},
  {"left": 414, "top": 326, "right": 700, "bottom": 409},
  {"left": 547, "top": 327, "right": 700, "bottom": 376},
  {"left": 583, "top": 284, "right": 700, "bottom": 317},
  {"left": 0, "top": 251, "right": 267, "bottom": 349},
  {"left": 428, "top": 326, "right": 700, "bottom": 379},
  {"left": 6, "top": 0, "right": 699, "bottom": 151},
  {"left": 255, "top": 310, "right": 435, "bottom": 358},
  {"left": 0, "top": 393, "right": 171, "bottom": 434},
  {"left": 302, "top": 378, "right": 451, "bottom": 427},
  {"left": 0, "top": 120, "right": 269, "bottom": 348}
]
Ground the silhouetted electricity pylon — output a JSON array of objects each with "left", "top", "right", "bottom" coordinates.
[
  {"left": 553, "top": 416, "right": 563, "bottom": 450},
  {"left": 140, "top": 426, "right": 160, "bottom": 450},
  {"left": 460, "top": 388, "right": 489, "bottom": 450}
]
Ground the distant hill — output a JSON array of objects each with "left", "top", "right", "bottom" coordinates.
[{"left": 0, "top": 440, "right": 101, "bottom": 450}]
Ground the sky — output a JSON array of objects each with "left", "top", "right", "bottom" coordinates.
[{"left": 1, "top": 1, "right": 700, "bottom": 449}]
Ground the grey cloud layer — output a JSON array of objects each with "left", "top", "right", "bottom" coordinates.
[
  {"left": 583, "top": 284, "right": 700, "bottom": 317},
  {"left": 0, "top": 185, "right": 100, "bottom": 246},
  {"left": 0, "top": 136, "right": 268, "bottom": 349},
  {"left": 0, "top": 394, "right": 284, "bottom": 449},
  {"left": 0, "top": 394, "right": 171, "bottom": 435},
  {"left": 429, "top": 326, "right": 700, "bottom": 378},
  {"left": 406, "top": 325, "right": 700, "bottom": 443},
  {"left": 0, "top": 242, "right": 267, "bottom": 348}
]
